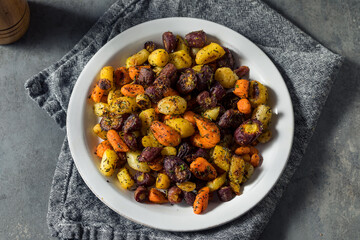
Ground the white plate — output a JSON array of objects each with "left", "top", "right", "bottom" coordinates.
[{"left": 67, "top": 17, "right": 294, "bottom": 232}]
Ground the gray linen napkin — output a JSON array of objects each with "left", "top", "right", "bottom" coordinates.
[{"left": 25, "top": 0, "right": 343, "bottom": 239}]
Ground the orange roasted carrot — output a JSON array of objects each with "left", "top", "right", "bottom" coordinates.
[
  {"left": 96, "top": 140, "right": 112, "bottom": 158},
  {"left": 193, "top": 115, "right": 220, "bottom": 145},
  {"left": 250, "top": 153, "right": 262, "bottom": 167},
  {"left": 128, "top": 65, "right": 151, "bottom": 81},
  {"left": 120, "top": 84, "right": 145, "bottom": 97},
  {"left": 191, "top": 133, "right": 216, "bottom": 149},
  {"left": 128, "top": 66, "right": 138, "bottom": 81},
  {"left": 91, "top": 78, "right": 112, "bottom": 103},
  {"left": 190, "top": 157, "right": 217, "bottom": 181},
  {"left": 249, "top": 146, "right": 259, "bottom": 155},
  {"left": 91, "top": 85, "right": 105, "bottom": 103},
  {"left": 233, "top": 79, "right": 249, "bottom": 99},
  {"left": 149, "top": 188, "right": 168, "bottom": 203},
  {"left": 235, "top": 146, "right": 251, "bottom": 155},
  {"left": 163, "top": 88, "right": 179, "bottom": 97},
  {"left": 147, "top": 157, "right": 164, "bottom": 171},
  {"left": 183, "top": 111, "right": 197, "bottom": 126},
  {"left": 150, "top": 121, "right": 181, "bottom": 147},
  {"left": 193, "top": 186, "right": 210, "bottom": 214},
  {"left": 114, "top": 67, "right": 131, "bottom": 87},
  {"left": 107, "top": 130, "right": 130, "bottom": 152},
  {"left": 237, "top": 98, "right": 252, "bottom": 114}
]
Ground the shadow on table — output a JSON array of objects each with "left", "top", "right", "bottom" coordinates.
[
  {"left": 259, "top": 58, "right": 360, "bottom": 239},
  {"left": 7, "top": 1, "right": 96, "bottom": 49}
]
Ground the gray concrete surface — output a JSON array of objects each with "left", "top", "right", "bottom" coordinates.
[{"left": 0, "top": 0, "right": 358, "bottom": 239}]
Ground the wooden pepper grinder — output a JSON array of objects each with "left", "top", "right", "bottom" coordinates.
[{"left": 0, "top": 0, "right": 30, "bottom": 44}]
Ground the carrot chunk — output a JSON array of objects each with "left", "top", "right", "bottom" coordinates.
[{"left": 107, "top": 130, "right": 130, "bottom": 152}]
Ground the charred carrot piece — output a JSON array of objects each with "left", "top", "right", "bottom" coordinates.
[
  {"left": 237, "top": 98, "right": 252, "bottom": 114},
  {"left": 233, "top": 79, "right": 249, "bottom": 99},
  {"left": 91, "top": 78, "right": 111, "bottom": 103},
  {"left": 96, "top": 140, "right": 112, "bottom": 158},
  {"left": 120, "top": 84, "right": 145, "bottom": 97},
  {"left": 107, "top": 130, "right": 130, "bottom": 152},
  {"left": 193, "top": 115, "right": 220, "bottom": 145},
  {"left": 114, "top": 67, "right": 131, "bottom": 87},
  {"left": 193, "top": 186, "right": 210, "bottom": 214},
  {"left": 190, "top": 157, "right": 217, "bottom": 181},
  {"left": 183, "top": 111, "right": 197, "bottom": 127},
  {"left": 91, "top": 85, "right": 105, "bottom": 103},
  {"left": 235, "top": 146, "right": 251, "bottom": 155},
  {"left": 149, "top": 188, "right": 168, "bottom": 203},
  {"left": 191, "top": 133, "right": 216, "bottom": 149},
  {"left": 150, "top": 121, "right": 181, "bottom": 147},
  {"left": 128, "top": 65, "right": 151, "bottom": 81}
]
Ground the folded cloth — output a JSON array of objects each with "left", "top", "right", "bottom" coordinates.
[{"left": 25, "top": 0, "right": 343, "bottom": 239}]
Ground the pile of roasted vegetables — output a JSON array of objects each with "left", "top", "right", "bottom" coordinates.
[{"left": 90, "top": 30, "right": 273, "bottom": 214}]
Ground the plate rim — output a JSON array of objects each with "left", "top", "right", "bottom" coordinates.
[{"left": 66, "top": 17, "right": 295, "bottom": 232}]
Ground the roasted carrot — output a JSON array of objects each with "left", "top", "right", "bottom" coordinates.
[
  {"left": 193, "top": 186, "right": 210, "bottom": 214},
  {"left": 149, "top": 188, "right": 168, "bottom": 203},
  {"left": 128, "top": 65, "right": 151, "bottom": 81},
  {"left": 147, "top": 157, "right": 164, "bottom": 171},
  {"left": 237, "top": 98, "right": 252, "bottom": 114},
  {"left": 120, "top": 84, "right": 145, "bottom": 97},
  {"left": 190, "top": 157, "right": 217, "bottom": 181},
  {"left": 91, "top": 78, "right": 112, "bottom": 103},
  {"left": 107, "top": 130, "right": 130, "bottom": 152},
  {"left": 96, "top": 140, "right": 113, "bottom": 158},
  {"left": 150, "top": 121, "right": 181, "bottom": 147},
  {"left": 191, "top": 133, "right": 217, "bottom": 149},
  {"left": 235, "top": 146, "right": 251, "bottom": 155},
  {"left": 183, "top": 111, "right": 197, "bottom": 126},
  {"left": 233, "top": 79, "right": 249, "bottom": 99},
  {"left": 249, "top": 146, "right": 259, "bottom": 155},
  {"left": 91, "top": 85, "right": 105, "bottom": 103},
  {"left": 250, "top": 153, "right": 262, "bottom": 167},
  {"left": 163, "top": 87, "right": 179, "bottom": 97},
  {"left": 114, "top": 67, "right": 131, "bottom": 87},
  {"left": 128, "top": 66, "right": 139, "bottom": 80},
  {"left": 193, "top": 115, "right": 220, "bottom": 145}
]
